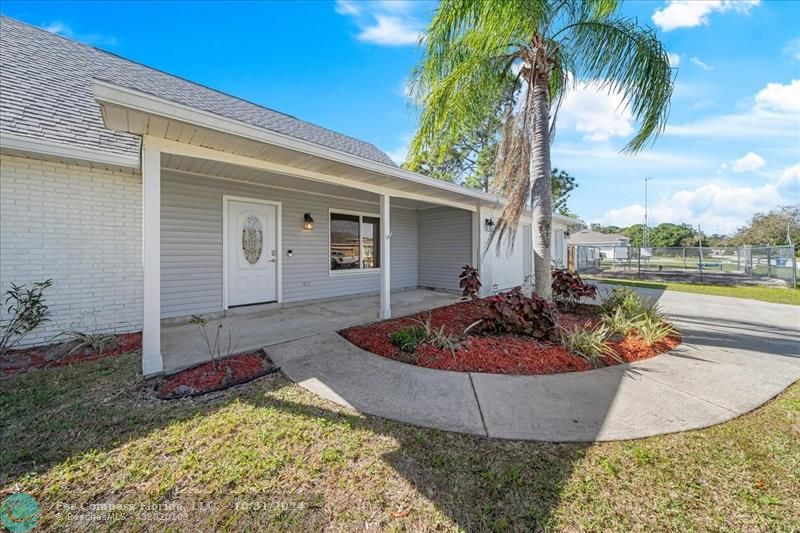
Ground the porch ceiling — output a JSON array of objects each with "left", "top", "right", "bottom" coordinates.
[
  {"left": 161, "top": 153, "right": 438, "bottom": 209},
  {"left": 94, "top": 80, "right": 502, "bottom": 212}
]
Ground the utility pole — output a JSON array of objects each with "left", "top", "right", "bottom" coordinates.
[{"left": 643, "top": 177, "right": 652, "bottom": 248}]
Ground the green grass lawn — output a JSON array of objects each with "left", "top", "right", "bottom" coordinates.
[
  {"left": 587, "top": 277, "right": 800, "bottom": 305},
  {"left": 2, "top": 353, "right": 799, "bottom": 531}
]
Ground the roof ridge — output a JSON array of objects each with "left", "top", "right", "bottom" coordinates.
[{"left": 0, "top": 15, "right": 395, "bottom": 164}]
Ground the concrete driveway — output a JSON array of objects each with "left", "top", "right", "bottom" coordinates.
[{"left": 267, "top": 285, "right": 800, "bottom": 441}]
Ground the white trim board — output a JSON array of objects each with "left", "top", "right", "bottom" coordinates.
[
  {"left": 222, "top": 195, "right": 283, "bottom": 310},
  {"left": 0, "top": 132, "right": 140, "bottom": 168}
]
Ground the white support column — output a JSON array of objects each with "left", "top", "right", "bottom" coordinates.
[
  {"left": 141, "top": 140, "right": 163, "bottom": 375},
  {"left": 379, "top": 194, "right": 391, "bottom": 319}
]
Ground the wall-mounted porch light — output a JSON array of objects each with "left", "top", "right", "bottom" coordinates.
[
  {"left": 484, "top": 218, "right": 495, "bottom": 231},
  {"left": 303, "top": 213, "right": 315, "bottom": 231}
]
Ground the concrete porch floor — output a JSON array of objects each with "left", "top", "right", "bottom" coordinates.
[{"left": 161, "top": 289, "right": 460, "bottom": 373}]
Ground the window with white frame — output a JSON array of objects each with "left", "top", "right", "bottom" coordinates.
[{"left": 330, "top": 212, "right": 381, "bottom": 271}]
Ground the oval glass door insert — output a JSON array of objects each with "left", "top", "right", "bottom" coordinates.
[{"left": 241, "top": 215, "right": 263, "bottom": 264}]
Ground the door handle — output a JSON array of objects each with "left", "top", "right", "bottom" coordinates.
[{"left": 268, "top": 259, "right": 276, "bottom": 263}]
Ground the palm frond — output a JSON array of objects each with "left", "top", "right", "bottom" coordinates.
[{"left": 557, "top": 17, "right": 674, "bottom": 153}]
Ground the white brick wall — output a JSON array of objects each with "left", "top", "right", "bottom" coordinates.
[{"left": 0, "top": 154, "right": 143, "bottom": 346}]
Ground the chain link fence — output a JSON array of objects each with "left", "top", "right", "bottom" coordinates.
[{"left": 571, "top": 244, "right": 797, "bottom": 287}]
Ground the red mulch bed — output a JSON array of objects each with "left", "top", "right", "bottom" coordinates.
[
  {"left": 340, "top": 300, "right": 680, "bottom": 375},
  {"left": 156, "top": 351, "right": 278, "bottom": 400},
  {"left": 1, "top": 332, "right": 142, "bottom": 377}
]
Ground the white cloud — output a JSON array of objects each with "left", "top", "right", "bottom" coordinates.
[
  {"left": 42, "top": 21, "right": 117, "bottom": 47},
  {"left": 652, "top": 0, "right": 760, "bottom": 32},
  {"left": 690, "top": 57, "right": 714, "bottom": 70},
  {"left": 784, "top": 38, "right": 800, "bottom": 61},
  {"left": 732, "top": 152, "right": 766, "bottom": 172},
  {"left": 595, "top": 165, "right": 796, "bottom": 234},
  {"left": 667, "top": 52, "right": 681, "bottom": 67},
  {"left": 667, "top": 79, "right": 800, "bottom": 138},
  {"left": 755, "top": 79, "right": 800, "bottom": 113},
  {"left": 778, "top": 164, "right": 800, "bottom": 187},
  {"left": 558, "top": 81, "right": 634, "bottom": 142},
  {"left": 357, "top": 15, "right": 421, "bottom": 46},
  {"left": 335, "top": 0, "right": 425, "bottom": 46}
]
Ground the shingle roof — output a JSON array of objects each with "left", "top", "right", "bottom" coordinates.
[
  {"left": 0, "top": 16, "right": 396, "bottom": 166},
  {"left": 568, "top": 229, "right": 631, "bottom": 245}
]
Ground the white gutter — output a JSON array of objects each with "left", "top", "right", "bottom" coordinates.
[{"left": 0, "top": 132, "right": 140, "bottom": 168}]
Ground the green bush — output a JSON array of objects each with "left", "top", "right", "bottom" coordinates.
[
  {"left": 601, "top": 287, "right": 652, "bottom": 319},
  {"left": 390, "top": 326, "right": 427, "bottom": 353},
  {"left": 559, "top": 325, "right": 617, "bottom": 366}
]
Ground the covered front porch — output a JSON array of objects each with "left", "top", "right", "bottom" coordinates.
[
  {"left": 93, "top": 80, "right": 504, "bottom": 375},
  {"left": 162, "top": 288, "right": 459, "bottom": 373}
]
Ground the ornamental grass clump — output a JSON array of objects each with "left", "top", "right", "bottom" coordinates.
[
  {"left": 559, "top": 324, "right": 618, "bottom": 366},
  {"left": 600, "top": 287, "right": 676, "bottom": 347},
  {"left": 636, "top": 313, "right": 676, "bottom": 346}
]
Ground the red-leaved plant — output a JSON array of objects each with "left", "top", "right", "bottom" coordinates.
[
  {"left": 458, "top": 264, "right": 482, "bottom": 300},
  {"left": 485, "top": 287, "right": 557, "bottom": 341},
  {"left": 551, "top": 269, "right": 597, "bottom": 309}
]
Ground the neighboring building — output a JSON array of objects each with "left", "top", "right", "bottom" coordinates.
[
  {"left": 0, "top": 16, "right": 577, "bottom": 375},
  {"left": 568, "top": 229, "right": 631, "bottom": 260}
]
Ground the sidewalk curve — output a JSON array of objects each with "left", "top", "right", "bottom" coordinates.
[{"left": 267, "top": 288, "right": 800, "bottom": 442}]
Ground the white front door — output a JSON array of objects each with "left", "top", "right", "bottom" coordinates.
[{"left": 227, "top": 200, "right": 277, "bottom": 306}]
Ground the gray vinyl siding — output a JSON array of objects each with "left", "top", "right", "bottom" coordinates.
[
  {"left": 417, "top": 207, "right": 473, "bottom": 291},
  {"left": 160, "top": 171, "right": 419, "bottom": 318}
]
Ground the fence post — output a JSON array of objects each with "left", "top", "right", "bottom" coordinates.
[
  {"left": 682, "top": 248, "right": 686, "bottom": 270},
  {"left": 767, "top": 248, "right": 772, "bottom": 278},
  {"left": 637, "top": 246, "right": 641, "bottom": 274},
  {"left": 792, "top": 246, "right": 797, "bottom": 288}
]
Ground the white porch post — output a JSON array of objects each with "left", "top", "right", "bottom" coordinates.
[
  {"left": 380, "top": 194, "right": 391, "bottom": 319},
  {"left": 141, "top": 140, "right": 163, "bottom": 375}
]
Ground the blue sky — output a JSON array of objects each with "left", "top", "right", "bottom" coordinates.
[{"left": 3, "top": 0, "right": 798, "bottom": 234}]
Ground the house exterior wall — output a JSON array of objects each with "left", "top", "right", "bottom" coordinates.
[
  {"left": 0, "top": 154, "right": 143, "bottom": 346},
  {"left": 477, "top": 206, "right": 530, "bottom": 295},
  {"left": 417, "top": 206, "right": 473, "bottom": 291},
  {"left": 160, "top": 171, "right": 420, "bottom": 318}
]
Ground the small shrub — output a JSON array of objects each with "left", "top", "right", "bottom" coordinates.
[
  {"left": 459, "top": 264, "right": 482, "bottom": 300},
  {"left": 0, "top": 279, "right": 53, "bottom": 355},
  {"left": 636, "top": 313, "right": 676, "bottom": 346},
  {"left": 485, "top": 287, "right": 557, "bottom": 341},
  {"left": 559, "top": 324, "right": 617, "bottom": 366},
  {"left": 190, "top": 314, "right": 241, "bottom": 368},
  {"left": 551, "top": 269, "right": 597, "bottom": 308},
  {"left": 389, "top": 325, "right": 427, "bottom": 353},
  {"left": 61, "top": 330, "right": 115, "bottom": 355}
]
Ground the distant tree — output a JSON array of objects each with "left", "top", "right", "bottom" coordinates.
[
  {"left": 648, "top": 223, "right": 694, "bottom": 247},
  {"left": 589, "top": 224, "right": 622, "bottom": 234},
  {"left": 622, "top": 224, "right": 644, "bottom": 247},
  {"left": 551, "top": 169, "right": 579, "bottom": 217},
  {"left": 730, "top": 205, "right": 800, "bottom": 246}
]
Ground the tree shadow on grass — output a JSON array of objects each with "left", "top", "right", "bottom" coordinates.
[{"left": 1, "top": 353, "right": 593, "bottom": 531}]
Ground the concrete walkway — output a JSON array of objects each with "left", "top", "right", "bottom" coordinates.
[
  {"left": 267, "top": 285, "right": 800, "bottom": 441},
  {"left": 162, "top": 289, "right": 460, "bottom": 373}
]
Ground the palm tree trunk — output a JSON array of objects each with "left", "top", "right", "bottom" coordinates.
[{"left": 528, "top": 78, "right": 553, "bottom": 299}]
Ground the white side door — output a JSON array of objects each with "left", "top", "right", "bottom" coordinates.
[{"left": 227, "top": 200, "right": 277, "bottom": 306}]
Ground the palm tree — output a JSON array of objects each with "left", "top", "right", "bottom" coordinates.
[{"left": 407, "top": 0, "right": 674, "bottom": 298}]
